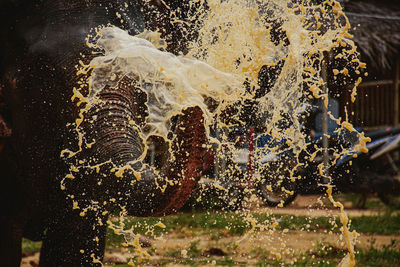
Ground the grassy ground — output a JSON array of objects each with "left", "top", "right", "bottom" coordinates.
[{"left": 21, "top": 195, "right": 400, "bottom": 266}]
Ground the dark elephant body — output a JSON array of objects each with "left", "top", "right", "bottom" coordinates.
[{"left": 0, "top": 1, "right": 206, "bottom": 266}]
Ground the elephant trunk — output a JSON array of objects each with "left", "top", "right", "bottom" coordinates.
[
  {"left": 82, "top": 76, "right": 207, "bottom": 216},
  {"left": 86, "top": 78, "right": 145, "bottom": 166}
]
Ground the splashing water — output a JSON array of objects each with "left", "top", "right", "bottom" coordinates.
[{"left": 61, "top": 0, "right": 371, "bottom": 265}]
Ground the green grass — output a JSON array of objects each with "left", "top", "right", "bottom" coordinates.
[
  {"left": 21, "top": 238, "right": 42, "bottom": 254},
  {"left": 108, "top": 257, "right": 238, "bottom": 267},
  {"left": 356, "top": 239, "right": 400, "bottom": 267},
  {"left": 22, "top": 211, "right": 400, "bottom": 267},
  {"left": 22, "top": 212, "right": 400, "bottom": 249},
  {"left": 106, "top": 211, "right": 400, "bottom": 247},
  {"left": 108, "top": 255, "right": 238, "bottom": 267},
  {"left": 351, "top": 214, "right": 400, "bottom": 235},
  {"left": 107, "top": 243, "right": 400, "bottom": 267},
  {"left": 255, "top": 241, "right": 400, "bottom": 267},
  {"left": 106, "top": 212, "right": 250, "bottom": 247},
  {"left": 108, "top": 245, "right": 400, "bottom": 267}
]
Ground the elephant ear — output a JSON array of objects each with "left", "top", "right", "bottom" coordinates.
[{"left": 155, "top": 106, "right": 207, "bottom": 215}]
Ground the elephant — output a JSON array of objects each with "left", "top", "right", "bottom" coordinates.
[{"left": 0, "top": 0, "right": 207, "bottom": 266}]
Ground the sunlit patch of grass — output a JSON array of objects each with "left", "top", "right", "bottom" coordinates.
[
  {"left": 109, "top": 257, "right": 238, "bottom": 267},
  {"left": 108, "top": 242, "right": 400, "bottom": 267},
  {"left": 250, "top": 247, "right": 271, "bottom": 261},
  {"left": 255, "top": 241, "right": 400, "bottom": 267},
  {"left": 107, "top": 242, "right": 400, "bottom": 267},
  {"left": 187, "top": 239, "right": 202, "bottom": 258},
  {"left": 356, "top": 239, "right": 400, "bottom": 267},
  {"left": 105, "top": 211, "right": 400, "bottom": 249},
  {"left": 106, "top": 211, "right": 249, "bottom": 244},
  {"left": 351, "top": 214, "right": 400, "bottom": 235},
  {"left": 296, "top": 241, "right": 400, "bottom": 267},
  {"left": 21, "top": 238, "right": 41, "bottom": 254},
  {"left": 303, "top": 242, "right": 346, "bottom": 266},
  {"left": 163, "top": 239, "right": 207, "bottom": 259},
  {"left": 254, "top": 243, "right": 341, "bottom": 267}
]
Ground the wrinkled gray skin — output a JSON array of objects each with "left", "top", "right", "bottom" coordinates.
[{"left": 0, "top": 1, "right": 206, "bottom": 266}]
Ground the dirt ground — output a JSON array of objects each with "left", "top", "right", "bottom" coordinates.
[
  {"left": 21, "top": 195, "right": 400, "bottom": 266},
  {"left": 21, "top": 232, "right": 399, "bottom": 266}
]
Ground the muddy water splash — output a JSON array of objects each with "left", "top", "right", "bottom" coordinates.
[{"left": 62, "top": 0, "right": 369, "bottom": 265}]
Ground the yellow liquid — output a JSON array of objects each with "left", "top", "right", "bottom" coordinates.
[{"left": 62, "top": 1, "right": 369, "bottom": 265}]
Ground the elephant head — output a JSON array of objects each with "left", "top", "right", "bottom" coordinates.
[{"left": 0, "top": 1, "right": 210, "bottom": 266}]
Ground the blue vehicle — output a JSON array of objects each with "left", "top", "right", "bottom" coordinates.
[
  {"left": 197, "top": 124, "right": 400, "bottom": 210},
  {"left": 331, "top": 126, "right": 400, "bottom": 208},
  {"left": 287, "top": 125, "right": 400, "bottom": 208}
]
